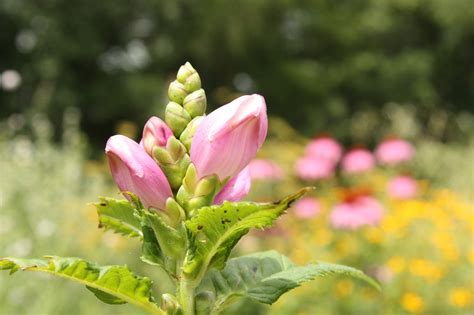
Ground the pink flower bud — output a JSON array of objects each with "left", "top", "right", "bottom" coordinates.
[
  {"left": 387, "top": 175, "right": 418, "bottom": 199},
  {"left": 139, "top": 116, "right": 173, "bottom": 156},
  {"left": 295, "top": 156, "right": 335, "bottom": 181},
  {"left": 330, "top": 195, "right": 384, "bottom": 230},
  {"left": 292, "top": 197, "right": 321, "bottom": 218},
  {"left": 190, "top": 94, "right": 267, "bottom": 180},
  {"left": 213, "top": 167, "right": 251, "bottom": 204},
  {"left": 341, "top": 148, "right": 375, "bottom": 174},
  {"left": 106, "top": 135, "right": 172, "bottom": 210},
  {"left": 248, "top": 159, "right": 283, "bottom": 181},
  {"left": 375, "top": 138, "right": 414, "bottom": 165},
  {"left": 305, "top": 136, "right": 343, "bottom": 163}
]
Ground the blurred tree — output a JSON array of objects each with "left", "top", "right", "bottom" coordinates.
[{"left": 0, "top": 0, "right": 473, "bottom": 150}]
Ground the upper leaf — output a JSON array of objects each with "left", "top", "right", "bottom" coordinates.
[
  {"left": 203, "top": 250, "right": 380, "bottom": 314},
  {"left": 94, "top": 197, "right": 143, "bottom": 238},
  {"left": 143, "top": 211, "right": 185, "bottom": 259},
  {"left": 182, "top": 188, "right": 310, "bottom": 280},
  {"left": 0, "top": 256, "right": 165, "bottom": 315}
]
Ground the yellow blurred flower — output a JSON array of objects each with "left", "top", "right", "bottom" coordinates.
[
  {"left": 364, "top": 227, "right": 383, "bottom": 244},
  {"left": 386, "top": 256, "right": 406, "bottom": 273},
  {"left": 449, "top": 288, "right": 472, "bottom": 308},
  {"left": 314, "top": 228, "right": 333, "bottom": 246},
  {"left": 409, "top": 259, "right": 442, "bottom": 282},
  {"left": 335, "top": 236, "right": 358, "bottom": 257},
  {"left": 468, "top": 250, "right": 474, "bottom": 265},
  {"left": 401, "top": 292, "right": 424, "bottom": 313},
  {"left": 334, "top": 279, "right": 353, "bottom": 297}
]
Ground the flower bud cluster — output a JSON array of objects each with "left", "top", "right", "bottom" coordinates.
[
  {"left": 105, "top": 62, "right": 267, "bottom": 220},
  {"left": 166, "top": 62, "right": 207, "bottom": 136}
]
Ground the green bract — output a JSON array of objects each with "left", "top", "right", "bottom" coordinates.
[{"left": 0, "top": 63, "right": 380, "bottom": 315}]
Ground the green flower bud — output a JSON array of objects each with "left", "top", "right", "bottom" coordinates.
[
  {"left": 194, "top": 175, "right": 219, "bottom": 197},
  {"left": 167, "top": 137, "right": 187, "bottom": 161},
  {"left": 161, "top": 293, "right": 183, "bottom": 315},
  {"left": 152, "top": 137, "right": 190, "bottom": 190},
  {"left": 153, "top": 146, "right": 173, "bottom": 164},
  {"left": 180, "top": 117, "right": 204, "bottom": 151},
  {"left": 168, "top": 80, "right": 188, "bottom": 104},
  {"left": 165, "top": 198, "right": 186, "bottom": 226},
  {"left": 183, "top": 72, "right": 201, "bottom": 92},
  {"left": 177, "top": 62, "right": 197, "bottom": 84},
  {"left": 195, "top": 291, "right": 215, "bottom": 315},
  {"left": 183, "top": 89, "right": 207, "bottom": 118},
  {"left": 153, "top": 147, "right": 190, "bottom": 190},
  {"left": 165, "top": 102, "right": 192, "bottom": 136},
  {"left": 182, "top": 163, "right": 198, "bottom": 191},
  {"left": 176, "top": 164, "right": 219, "bottom": 215}
]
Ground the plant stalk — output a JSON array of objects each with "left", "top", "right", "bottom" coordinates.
[{"left": 179, "top": 279, "right": 195, "bottom": 315}]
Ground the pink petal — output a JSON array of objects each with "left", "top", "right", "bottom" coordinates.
[
  {"left": 190, "top": 94, "right": 267, "bottom": 180},
  {"left": 139, "top": 116, "right": 173, "bottom": 156},
  {"left": 213, "top": 167, "right": 252, "bottom": 204},
  {"left": 106, "top": 135, "right": 172, "bottom": 210}
]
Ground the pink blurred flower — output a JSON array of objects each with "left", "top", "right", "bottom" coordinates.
[
  {"left": 330, "top": 195, "right": 384, "bottom": 230},
  {"left": 248, "top": 159, "right": 283, "bottom": 180},
  {"left": 305, "top": 136, "right": 343, "bottom": 163},
  {"left": 190, "top": 94, "right": 267, "bottom": 180},
  {"left": 139, "top": 116, "right": 173, "bottom": 156},
  {"left": 387, "top": 175, "right": 418, "bottom": 199},
  {"left": 292, "top": 197, "right": 321, "bottom": 218},
  {"left": 105, "top": 135, "right": 172, "bottom": 210},
  {"left": 341, "top": 148, "right": 375, "bottom": 174},
  {"left": 295, "top": 156, "right": 335, "bottom": 181},
  {"left": 375, "top": 138, "right": 414, "bottom": 165},
  {"left": 214, "top": 167, "right": 251, "bottom": 204}
]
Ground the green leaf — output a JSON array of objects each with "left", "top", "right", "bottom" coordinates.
[
  {"left": 86, "top": 286, "right": 127, "bottom": 304},
  {"left": 183, "top": 188, "right": 310, "bottom": 280},
  {"left": 139, "top": 210, "right": 186, "bottom": 278},
  {"left": 0, "top": 256, "right": 165, "bottom": 315},
  {"left": 143, "top": 211, "right": 185, "bottom": 259},
  {"left": 203, "top": 250, "right": 380, "bottom": 313},
  {"left": 141, "top": 225, "right": 165, "bottom": 267},
  {"left": 93, "top": 197, "right": 143, "bottom": 238}
]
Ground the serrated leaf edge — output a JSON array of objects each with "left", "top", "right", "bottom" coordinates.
[{"left": 0, "top": 257, "right": 165, "bottom": 315}]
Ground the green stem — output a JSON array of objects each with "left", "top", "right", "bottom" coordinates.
[{"left": 179, "top": 279, "right": 196, "bottom": 315}]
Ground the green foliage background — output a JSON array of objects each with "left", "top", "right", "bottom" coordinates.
[{"left": 1, "top": 0, "right": 473, "bottom": 149}]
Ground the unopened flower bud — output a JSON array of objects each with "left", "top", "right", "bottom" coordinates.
[
  {"left": 105, "top": 135, "right": 172, "bottom": 210},
  {"left": 153, "top": 146, "right": 174, "bottom": 164},
  {"left": 153, "top": 137, "right": 191, "bottom": 190},
  {"left": 176, "top": 164, "right": 219, "bottom": 214},
  {"left": 163, "top": 159, "right": 191, "bottom": 191},
  {"left": 165, "top": 102, "right": 192, "bottom": 136},
  {"left": 183, "top": 72, "right": 201, "bottom": 92},
  {"left": 177, "top": 62, "right": 197, "bottom": 83},
  {"left": 180, "top": 117, "right": 204, "bottom": 151},
  {"left": 161, "top": 293, "right": 183, "bottom": 315},
  {"left": 168, "top": 80, "right": 188, "bottom": 104},
  {"left": 165, "top": 198, "right": 186, "bottom": 226},
  {"left": 190, "top": 94, "right": 267, "bottom": 181},
  {"left": 183, "top": 89, "right": 206, "bottom": 118},
  {"left": 140, "top": 116, "right": 173, "bottom": 156},
  {"left": 181, "top": 163, "right": 198, "bottom": 192},
  {"left": 167, "top": 136, "right": 187, "bottom": 161},
  {"left": 194, "top": 176, "right": 219, "bottom": 198}
]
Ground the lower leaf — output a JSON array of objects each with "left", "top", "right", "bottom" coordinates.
[
  {"left": 0, "top": 256, "right": 165, "bottom": 315},
  {"left": 202, "top": 250, "right": 380, "bottom": 314}
]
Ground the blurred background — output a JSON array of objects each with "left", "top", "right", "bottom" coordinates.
[{"left": 0, "top": 0, "right": 473, "bottom": 314}]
